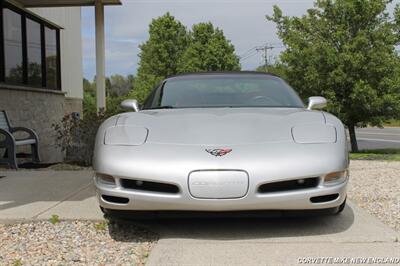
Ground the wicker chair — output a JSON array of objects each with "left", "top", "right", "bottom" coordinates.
[{"left": 0, "top": 111, "right": 40, "bottom": 169}]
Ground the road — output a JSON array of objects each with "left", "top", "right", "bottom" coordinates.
[{"left": 354, "top": 127, "right": 400, "bottom": 150}]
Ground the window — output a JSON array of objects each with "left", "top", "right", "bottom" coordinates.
[
  {"left": 0, "top": 2, "right": 61, "bottom": 90},
  {"left": 27, "top": 19, "right": 42, "bottom": 87},
  {"left": 45, "top": 27, "right": 58, "bottom": 90},
  {"left": 3, "top": 8, "right": 22, "bottom": 84},
  {"left": 143, "top": 74, "right": 304, "bottom": 109}
]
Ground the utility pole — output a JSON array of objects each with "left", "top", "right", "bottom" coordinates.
[{"left": 256, "top": 44, "right": 275, "bottom": 67}]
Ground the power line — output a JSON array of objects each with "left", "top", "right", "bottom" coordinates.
[
  {"left": 239, "top": 43, "right": 286, "bottom": 64},
  {"left": 239, "top": 50, "right": 258, "bottom": 62},
  {"left": 239, "top": 47, "right": 257, "bottom": 59},
  {"left": 256, "top": 43, "right": 276, "bottom": 66}
]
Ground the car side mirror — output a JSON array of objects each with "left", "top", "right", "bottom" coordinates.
[
  {"left": 121, "top": 99, "right": 140, "bottom": 112},
  {"left": 307, "top": 96, "right": 327, "bottom": 110}
]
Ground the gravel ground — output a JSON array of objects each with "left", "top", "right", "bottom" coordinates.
[
  {"left": 0, "top": 220, "right": 157, "bottom": 266},
  {"left": 348, "top": 160, "right": 400, "bottom": 232}
]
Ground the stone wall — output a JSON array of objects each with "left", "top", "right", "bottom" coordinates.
[
  {"left": 0, "top": 85, "right": 66, "bottom": 163},
  {"left": 64, "top": 97, "right": 83, "bottom": 117}
]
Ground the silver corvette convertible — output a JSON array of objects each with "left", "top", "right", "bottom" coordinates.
[{"left": 93, "top": 72, "right": 349, "bottom": 215}]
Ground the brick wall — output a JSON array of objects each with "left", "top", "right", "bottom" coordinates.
[{"left": 0, "top": 86, "right": 66, "bottom": 163}]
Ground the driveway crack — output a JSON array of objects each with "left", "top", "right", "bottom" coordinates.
[{"left": 32, "top": 181, "right": 93, "bottom": 219}]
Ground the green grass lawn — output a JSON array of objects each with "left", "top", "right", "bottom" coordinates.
[
  {"left": 382, "top": 119, "right": 400, "bottom": 127},
  {"left": 350, "top": 149, "right": 400, "bottom": 161}
]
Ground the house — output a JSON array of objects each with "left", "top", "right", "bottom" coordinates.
[{"left": 0, "top": 0, "right": 120, "bottom": 163}]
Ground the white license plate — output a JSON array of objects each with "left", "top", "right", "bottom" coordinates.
[{"left": 188, "top": 170, "right": 249, "bottom": 199}]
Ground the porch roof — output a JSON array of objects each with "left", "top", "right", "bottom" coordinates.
[{"left": 16, "top": 0, "right": 121, "bottom": 8}]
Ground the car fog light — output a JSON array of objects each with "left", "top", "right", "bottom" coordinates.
[
  {"left": 96, "top": 173, "right": 116, "bottom": 186},
  {"left": 324, "top": 170, "right": 348, "bottom": 184},
  {"left": 297, "top": 179, "right": 305, "bottom": 184}
]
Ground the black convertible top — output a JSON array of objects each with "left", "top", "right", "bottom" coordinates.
[{"left": 166, "top": 71, "right": 280, "bottom": 81}]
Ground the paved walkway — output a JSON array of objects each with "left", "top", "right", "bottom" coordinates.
[
  {"left": 0, "top": 170, "right": 102, "bottom": 221},
  {"left": 0, "top": 170, "right": 398, "bottom": 265}
]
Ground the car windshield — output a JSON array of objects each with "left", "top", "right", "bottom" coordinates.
[{"left": 143, "top": 74, "right": 304, "bottom": 109}]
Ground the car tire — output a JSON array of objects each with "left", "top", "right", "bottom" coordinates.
[
  {"left": 335, "top": 197, "right": 346, "bottom": 214},
  {"left": 100, "top": 206, "right": 110, "bottom": 214},
  {"left": 99, "top": 207, "right": 139, "bottom": 219}
]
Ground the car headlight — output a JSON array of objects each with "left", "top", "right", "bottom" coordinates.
[
  {"left": 292, "top": 124, "right": 337, "bottom": 144},
  {"left": 324, "top": 170, "right": 348, "bottom": 184},
  {"left": 96, "top": 173, "right": 116, "bottom": 187},
  {"left": 104, "top": 126, "right": 148, "bottom": 146}
]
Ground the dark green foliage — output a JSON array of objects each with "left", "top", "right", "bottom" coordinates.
[
  {"left": 130, "top": 13, "right": 188, "bottom": 103},
  {"left": 256, "top": 62, "right": 288, "bottom": 80},
  {"left": 108, "top": 74, "right": 135, "bottom": 97},
  {"left": 267, "top": 0, "right": 400, "bottom": 151},
  {"left": 83, "top": 75, "right": 133, "bottom": 117},
  {"left": 178, "top": 22, "right": 240, "bottom": 73}
]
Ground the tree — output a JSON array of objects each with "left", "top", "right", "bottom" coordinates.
[
  {"left": 107, "top": 74, "right": 134, "bottom": 97},
  {"left": 256, "top": 61, "right": 288, "bottom": 79},
  {"left": 83, "top": 75, "right": 133, "bottom": 117},
  {"left": 83, "top": 78, "right": 94, "bottom": 94},
  {"left": 83, "top": 78, "right": 96, "bottom": 115},
  {"left": 178, "top": 22, "right": 240, "bottom": 72},
  {"left": 131, "top": 13, "right": 188, "bottom": 103},
  {"left": 267, "top": 0, "right": 400, "bottom": 152}
]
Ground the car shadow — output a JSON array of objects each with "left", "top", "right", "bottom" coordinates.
[{"left": 107, "top": 205, "right": 354, "bottom": 241}]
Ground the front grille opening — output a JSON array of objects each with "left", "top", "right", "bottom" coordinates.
[
  {"left": 258, "top": 177, "right": 319, "bottom": 193},
  {"left": 310, "top": 193, "right": 339, "bottom": 203},
  {"left": 121, "top": 179, "right": 179, "bottom": 194},
  {"left": 101, "top": 195, "right": 129, "bottom": 204}
]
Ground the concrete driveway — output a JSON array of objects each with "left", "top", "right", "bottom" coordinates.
[
  {"left": 0, "top": 170, "right": 102, "bottom": 221},
  {"left": 145, "top": 202, "right": 399, "bottom": 265},
  {"left": 0, "top": 170, "right": 398, "bottom": 265}
]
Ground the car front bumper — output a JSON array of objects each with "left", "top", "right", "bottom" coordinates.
[
  {"left": 95, "top": 175, "right": 347, "bottom": 211},
  {"left": 94, "top": 141, "right": 349, "bottom": 211}
]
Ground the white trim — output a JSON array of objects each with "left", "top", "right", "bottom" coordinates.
[
  {"left": 0, "top": 83, "right": 66, "bottom": 95},
  {"left": 95, "top": 0, "right": 106, "bottom": 110}
]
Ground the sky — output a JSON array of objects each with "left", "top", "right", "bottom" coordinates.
[{"left": 81, "top": 0, "right": 398, "bottom": 80}]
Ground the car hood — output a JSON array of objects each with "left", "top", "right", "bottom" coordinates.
[{"left": 115, "top": 108, "right": 326, "bottom": 145}]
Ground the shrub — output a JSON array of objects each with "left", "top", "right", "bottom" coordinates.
[
  {"left": 54, "top": 78, "right": 129, "bottom": 166},
  {"left": 53, "top": 110, "right": 110, "bottom": 166}
]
